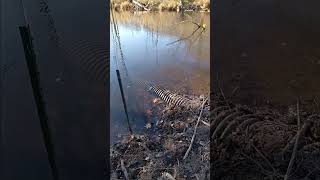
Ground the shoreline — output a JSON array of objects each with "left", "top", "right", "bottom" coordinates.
[
  {"left": 111, "top": 95, "right": 210, "bottom": 179},
  {"left": 111, "top": 0, "right": 210, "bottom": 12}
]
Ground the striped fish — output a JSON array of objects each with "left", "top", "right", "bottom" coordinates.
[{"left": 136, "top": 80, "right": 202, "bottom": 109}]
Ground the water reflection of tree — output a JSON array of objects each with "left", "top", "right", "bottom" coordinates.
[
  {"left": 111, "top": 8, "right": 130, "bottom": 82},
  {"left": 167, "top": 17, "right": 206, "bottom": 46},
  {"left": 111, "top": 8, "right": 142, "bottom": 130}
]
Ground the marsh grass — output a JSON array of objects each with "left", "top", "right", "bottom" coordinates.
[{"left": 111, "top": 0, "right": 210, "bottom": 12}]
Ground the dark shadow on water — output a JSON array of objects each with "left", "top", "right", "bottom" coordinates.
[{"left": 1, "top": 0, "right": 108, "bottom": 179}]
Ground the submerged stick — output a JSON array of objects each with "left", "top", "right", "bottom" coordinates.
[
  {"left": 183, "top": 98, "right": 207, "bottom": 160},
  {"left": 19, "top": 25, "right": 59, "bottom": 180},
  {"left": 167, "top": 20, "right": 206, "bottom": 46},
  {"left": 116, "top": 70, "right": 133, "bottom": 134}
]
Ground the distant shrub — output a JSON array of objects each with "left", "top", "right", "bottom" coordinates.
[
  {"left": 193, "top": 0, "right": 210, "bottom": 10},
  {"left": 110, "top": 0, "right": 210, "bottom": 12},
  {"left": 120, "top": 1, "right": 134, "bottom": 11},
  {"left": 158, "top": 0, "right": 180, "bottom": 11}
]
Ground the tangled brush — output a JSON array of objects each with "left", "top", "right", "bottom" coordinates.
[{"left": 210, "top": 94, "right": 320, "bottom": 179}]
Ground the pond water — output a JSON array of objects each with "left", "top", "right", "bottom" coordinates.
[
  {"left": 110, "top": 12, "right": 210, "bottom": 143},
  {"left": 214, "top": 0, "right": 320, "bottom": 112},
  {"left": 1, "top": 0, "right": 107, "bottom": 179}
]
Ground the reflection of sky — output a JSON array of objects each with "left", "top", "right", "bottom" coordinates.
[{"left": 110, "top": 24, "right": 196, "bottom": 76}]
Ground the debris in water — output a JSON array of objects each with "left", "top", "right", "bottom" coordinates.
[
  {"left": 153, "top": 97, "right": 160, "bottom": 104},
  {"left": 145, "top": 123, "right": 152, "bottom": 129}
]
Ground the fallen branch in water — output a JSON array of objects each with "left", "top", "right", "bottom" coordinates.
[
  {"left": 167, "top": 20, "right": 206, "bottom": 46},
  {"left": 183, "top": 98, "right": 208, "bottom": 160},
  {"left": 174, "top": 20, "right": 203, "bottom": 27}
]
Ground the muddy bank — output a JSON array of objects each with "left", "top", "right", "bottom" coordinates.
[
  {"left": 110, "top": 93, "right": 320, "bottom": 179},
  {"left": 111, "top": 95, "right": 210, "bottom": 179},
  {"left": 211, "top": 94, "right": 320, "bottom": 179},
  {"left": 212, "top": 2, "right": 320, "bottom": 177}
]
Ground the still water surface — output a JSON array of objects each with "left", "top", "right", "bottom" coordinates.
[
  {"left": 110, "top": 12, "right": 210, "bottom": 143},
  {"left": 214, "top": 0, "right": 320, "bottom": 112},
  {"left": 1, "top": 0, "right": 107, "bottom": 179}
]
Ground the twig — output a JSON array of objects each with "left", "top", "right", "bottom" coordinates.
[
  {"left": 230, "top": 86, "right": 239, "bottom": 99},
  {"left": 282, "top": 115, "right": 315, "bottom": 154},
  {"left": 187, "top": 28, "right": 206, "bottom": 49},
  {"left": 195, "top": 174, "right": 200, "bottom": 180},
  {"left": 183, "top": 98, "right": 208, "bottom": 160},
  {"left": 240, "top": 152, "right": 274, "bottom": 177},
  {"left": 284, "top": 100, "right": 301, "bottom": 180},
  {"left": 132, "top": 0, "right": 150, "bottom": 11},
  {"left": 201, "top": 120, "right": 210, "bottom": 127},
  {"left": 162, "top": 172, "right": 176, "bottom": 180},
  {"left": 303, "top": 167, "right": 319, "bottom": 179},
  {"left": 121, "top": 159, "right": 130, "bottom": 180},
  {"left": 219, "top": 87, "right": 232, "bottom": 110},
  {"left": 173, "top": 166, "right": 177, "bottom": 178},
  {"left": 313, "top": 96, "right": 319, "bottom": 112},
  {"left": 167, "top": 27, "right": 200, "bottom": 45},
  {"left": 251, "top": 143, "right": 276, "bottom": 173},
  {"left": 167, "top": 24, "right": 204, "bottom": 46},
  {"left": 173, "top": 20, "right": 201, "bottom": 28}
]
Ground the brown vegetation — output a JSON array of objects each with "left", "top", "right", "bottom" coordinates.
[
  {"left": 211, "top": 94, "right": 320, "bottom": 179},
  {"left": 111, "top": 95, "right": 210, "bottom": 179},
  {"left": 111, "top": 0, "right": 210, "bottom": 12}
]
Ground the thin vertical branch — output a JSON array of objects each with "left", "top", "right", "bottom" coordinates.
[
  {"left": 111, "top": 9, "right": 139, "bottom": 119},
  {"left": 284, "top": 99, "right": 301, "bottom": 180},
  {"left": 183, "top": 98, "right": 207, "bottom": 159},
  {"left": 116, "top": 70, "right": 133, "bottom": 134},
  {"left": 19, "top": 25, "right": 59, "bottom": 180}
]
